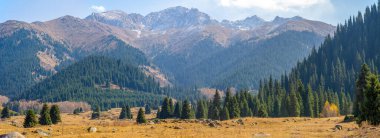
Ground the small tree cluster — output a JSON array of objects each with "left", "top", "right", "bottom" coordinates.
[
  {"left": 23, "top": 104, "right": 61, "bottom": 128},
  {"left": 157, "top": 97, "right": 194, "bottom": 119},
  {"left": 119, "top": 105, "right": 133, "bottom": 119}
]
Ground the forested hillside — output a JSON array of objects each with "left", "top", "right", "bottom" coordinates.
[
  {"left": 17, "top": 56, "right": 199, "bottom": 110},
  {"left": 257, "top": 2, "right": 380, "bottom": 117},
  {"left": 155, "top": 31, "right": 324, "bottom": 89}
]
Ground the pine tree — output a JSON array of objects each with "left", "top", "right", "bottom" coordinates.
[
  {"left": 159, "top": 97, "right": 171, "bottom": 119},
  {"left": 23, "top": 110, "right": 38, "bottom": 128},
  {"left": 209, "top": 90, "right": 222, "bottom": 120},
  {"left": 358, "top": 74, "right": 380, "bottom": 125},
  {"left": 258, "top": 104, "right": 268, "bottom": 117},
  {"left": 126, "top": 105, "right": 133, "bottom": 119},
  {"left": 196, "top": 100, "right": 207, "bottom": 119},
  {"left": 145, "top": 104, "right": 152, "bottom": 114},
  {"left": 91, "top": 105, "right": 101, "bottom": 119},
  {"left": 173, "top": 102, "right": 181, "bottom": 118},
  {"left": 273, "top": 97, "right": 281, "bottom": 117},
  {"left": 169, "top": 98, "right": 174, "bottom": 116},
  {"left": 39, "top": 104, "right": 52, "bottom": 125},
  {"left": 241, "top": 99, "right": 252, "bottom": 117},
  {"left": 230, "top": 97, "right": 241, "bottom": 118},
  {"left": 220, "top": 106, "right": 230, "bottom": 121},
  {"left": 354, "top": 64, "right": 371, "bottom": 117},
  {"left": 119, "top": 106, "right": 127, "bottom": 119},
  {"left": 50, "top": 105, "right": 61, "bottom": 124},
  {"left": 306, "top": 84, "right": 315, "bottom": 117},
  {"left": 181, "top": 100, "right": 192, "bottom": 119},
  {"left": 136, "top": 108, "right": 146, "bottom": 124},
  {"left": 1, "top": 106, "right": 10, "bottom": 119},
  {"left": 289, "top": 90, "right": 301, "bottom": 117},
  {"left": 314, "top": 92, "right": 320, "bottom": 117}
]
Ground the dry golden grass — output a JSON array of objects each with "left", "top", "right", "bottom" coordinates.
[{"left": 0, "top": 108, "right": 378, "bottom": 138}]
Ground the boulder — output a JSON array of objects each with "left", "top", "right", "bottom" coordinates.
[
  {"left": 254, "top": 132, "right": 271, "bottom": 137},
  {"left": 0, "top": 132, "right": 25, "bottom": 138},
  {"left": 236, "top": 119, "right": 244, "bottom": 125},
  {"left": 34, "top": 129, "right": 50, "bottom": 136},
  {"left": 173, "top": 126, "right": 182, "bottom": 129},
  {"left": 335, "top": 125, "right": 343, "bottom": 130},
  {"left": 208, "top": 122, "right": 217, "bottom": 128},
  {"left": 87, "top": 127, "right": 97, "bottom": 133}
]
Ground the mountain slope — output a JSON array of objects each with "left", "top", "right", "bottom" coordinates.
[
  {"left": 0, "top": 19, "right": 151, "bottom": 97},
  {"left": 17, "top": 56, "right": 165, "bottom": 109},
  {"left": 285, "top": 3, "right": 380, "bottom": 96}
]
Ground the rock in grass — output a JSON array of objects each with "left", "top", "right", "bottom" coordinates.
[{"left": 0, "top": 132, "right": 25, "bottom": 138}]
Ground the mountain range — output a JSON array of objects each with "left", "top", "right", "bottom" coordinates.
[{"left": 0, "top": 6, "right": 335, "bottom": 98}]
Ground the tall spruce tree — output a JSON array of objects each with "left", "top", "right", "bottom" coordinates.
[
  {"left": 241, "top": 99, "right": 253, "bottom": 117},
  {"left": 119, "top": 106, "right": 127, "bottom": 119},
  {"left": 159, "top": 97, "right": 171, "bottom": 119},
  {"left": 354, "top": 64, "right": 371, "bottom": 117},
  {"left": 173, "top": 102, "right": 182, "bottom": 118},
  {"left": 358, "top": 73, "right": 380, "bottom": 125},
  {"left": 126, "top": 105, "right": 133, "bottom": 119},
  {"left": 306, "top": 84, "right": 315, "bottom": 117},
  {"left": 220, "top": 106, "right": 230, "bottom": 121},
  {"left": 39, "top": 104, "right": 52, "bottom": 125},
  {"left": 50, "top": 105, "right": 61, "bottom": 124},
  {"left": 209, "top": 90, "right": 222, "bottom": 120},
  {"left": 196, "top": 100, "right": 207, "bottom": 119},
  {"left": 23, "top": 110, "right": 38, "bottom": 128},
  {"left": 169, "top": 98, "right": 174, "bottom": 116},
  {"left": 145, "top": 104, "right": 152, "bottom": 114},
  {"left": 1, "top": 106, "right": 10, "bottom": 119},
  {"left": 181, "top": 100, "right": 192, "bottom": 119},
  {"left": 91, "top": 105, "right": 101, "bottom": 119},
  {"left": 136, "top": 108, "right": 147, "bottom": 124},
  {"left": 289, "top": 90, "right": 301, "bottom": 117}
]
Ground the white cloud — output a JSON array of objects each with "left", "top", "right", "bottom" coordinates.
[
  {"left": 90, "top": 5, "right": 106, "bottom": 13},
  {"left": 218, "top": 0, "right": 332, "bottom": 11}
]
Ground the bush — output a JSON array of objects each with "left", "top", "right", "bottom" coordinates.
[{"left": 320, "top": 101, "right": 340, "bottom": 117}]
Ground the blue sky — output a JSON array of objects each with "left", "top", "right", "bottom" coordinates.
[{"left": 0, "top": 0, "right": 378, "bottom": 25}]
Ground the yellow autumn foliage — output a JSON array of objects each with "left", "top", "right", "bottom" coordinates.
[{"left": 320, "top": 101, "right": 340, "bottom": 117}]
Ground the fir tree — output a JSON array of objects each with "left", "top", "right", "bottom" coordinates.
[
  {"left": 220, "top": 106, "right": 230, "bottom": 121},
  {"left": 358, "top": 74, "right": 380, "bottom": 125},
  {"left": 159, "top": 97, "right": 171, "bottom": 119},
  {"left": 354, "top": 64, "right": 371, "bottom": 117},
  {"left": 230, "top": 97, "right": 241, "bottom": 118},
  {"left": 241, "top": 99, "right": 253, "bottom": 117},
  {"left": 39, "top": 104, "right": 52, "bottom": 125},
  {"left": 1, "top": 106, "right": 10, "bottom": 119},
  {"left": 181, "top": 100, "right": 192, "bottom": 119},
  {"left": 258, "top": 104, "right": 268, "bottom": 117},
  {"left": 306, "top": 84, "right": 315, "bottom": 117},
  {"left": 126, "top": 105, "right": 133, "bottom": 119},
  {"left": 196, "top": 100, "right": 207, "bottom": 119},
  {"left": 169, "top": 98, "right": 174, "bottom": 116},
  {"left": 209, "top": 90, "right": 222, "bottom": 120},
  {"left": 173, "top": 102, "right": 181, "bottom": 118},
  {"left": 119, "top": 106, "right": 127, "bottom": 119},
  {"left": 145, "top": 104, "right": 152, "bottom": 114},
  {"left": 50, "top": 105, "right": 61, "bottom": 124},
  {"left": 136, "top": 108, "right": 147, "bottom": 124},
  {"left": 91, "top": 105, "right": 101, "bottom": 119},
  {"left": 289, "top": 91, "right": 301, "bottom": 117},
  {"left": 23, "top": 110, "right": 38, "bottom": 128}
]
